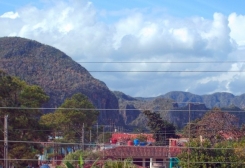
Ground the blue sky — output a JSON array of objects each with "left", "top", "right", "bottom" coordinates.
[
  {"left": 92, "top": 0, "right": 245, "bottom": 19},
  {"left": 1, "top": 0, "right": 245, "bottom": 18},
  {"left": 1, "top": 0, "right": 245, "bottom": 97}
]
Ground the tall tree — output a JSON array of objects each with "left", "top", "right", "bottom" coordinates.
[
  {"left": 143, "top": 110, "right": 176, "bottom": 146},
  {"left": 182, "top": 108, "right": 241, "bottom": 143},
  {"left": 40, "top": 93, "right": 99, "bottom": 146},
  {"left": 0, "top": 70, "right": 49, "bottom": 167}
]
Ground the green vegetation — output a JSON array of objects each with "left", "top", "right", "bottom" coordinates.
[
  {"left": 178, "top": 108, "right": 245, "bottom": 167},
  {"left": 40, "top": 93, "right": 99, "bottom": 144},
  {"left": 104, "top": 159, "right": 136, "bottom": 168},
  {"left": 59, "top": 150, "right": 100, "bottom": 168},
  {"left": 59, "top": 150, "right": 136, "bottom": 168},
  {"left": 143, "top": 110, "right": 177, "bottom": 146},
  {"left": 177, "top": 139, "right": 245, "bottom": 168},
  {"left": 182, "top": 108, "right": 241, "bottom": 143},
  {"left": 0, "top": 71, "right": 100, "bottom": 167},
  {"left": 97, "top": 132, "right": 112, "bottom": 143},
  {"left": 0, "top": 70, "right": 49, "bottom": 167}
]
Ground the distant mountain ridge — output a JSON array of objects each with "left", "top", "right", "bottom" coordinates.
[
  {"left": 160, "top": 91, "right": 245, "bottom": 109},
  {"left": 113, "top": 91, "right": 245, "bottom": 130},
  {"left": 116, "top": 91, "right": 245, "bottom": 109}
]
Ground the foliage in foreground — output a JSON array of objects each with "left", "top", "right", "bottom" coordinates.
[
  {"left": 0, "top": 70, "right": 49, "bottom": 167},
  {"left": 59, "top": 150, "right": 136, "bottom": 168},
  {"left": 177, "top": 138, "right": 245, "bottom": 168},
  {"left": 104, "top": 159, "right": 136, "bottom": 168},
  {"left": 59, "top": 150, "right": 100, "bottom": 167},
  {"left": 40, "top": 93, "right": 99, "bottom": 144}
]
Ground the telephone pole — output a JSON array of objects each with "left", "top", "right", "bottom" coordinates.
[
  {"left": 97, "top": 122, "right": 98, "bottom": 143},
  {"left": 4, "top": 115, "right": 8, "bottom": 168},
  {"left": 82, "top": 123, "right": 84, "bottom": 151}
]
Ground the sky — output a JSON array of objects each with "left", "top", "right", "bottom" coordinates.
[{"left": 1, "top": 0, "right": 245, "bottom": 97}]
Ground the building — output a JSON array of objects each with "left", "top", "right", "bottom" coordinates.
[
  {"left": 99, "top": 133, "right": 186, "bottom": 168},
  {"left": 102, "top": 145, "right": 181, "bottom": 168}
]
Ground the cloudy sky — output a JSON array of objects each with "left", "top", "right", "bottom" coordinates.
[{"left": 1, "top": 0, "right": 245, "bottom": 97}]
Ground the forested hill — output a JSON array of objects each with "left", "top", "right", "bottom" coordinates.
[
  {"left": 113, "top": 91, "right": 245, "bottom": 130},
  {"left": 160, "top": 91, "right": 245, "bottom": 109},
  {"left": 0, "top": 37, "right": 123, "bottom": 125}
]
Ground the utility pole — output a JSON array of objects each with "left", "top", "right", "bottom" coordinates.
[
  {"left": 97, "top": 122, "right": 98, "bottom": 144},
  {"left": 4, "top": 115, "right": 8, "bottom": 168},
  {"left": 82, "top": 123, "right": 84, "bottom": 151},
  {"left": 188, "top": 103, "right": 191, "bottom": 168},
  {"left": 90, "top": 129, "right": 91, "bottom": 144}
]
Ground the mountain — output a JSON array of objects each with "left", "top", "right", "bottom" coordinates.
[
  {"left": 0, "top": 37, "right": 123, "bottom": 125},
  {"left": 114, "top": 91, "right": 177, "bottom": 128},
  {"left": 114, "top": 91, "right": 244, "bottom": 130},
  {"left": 1, "top": 37, "right": 245, "bottom": 130},
  {"left": 161, "top": 91, "right": 245, "bottom": 109}
]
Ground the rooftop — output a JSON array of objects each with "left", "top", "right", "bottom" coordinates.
[{"left": 102, "top": 146, "right": 181, "bottom": 158}]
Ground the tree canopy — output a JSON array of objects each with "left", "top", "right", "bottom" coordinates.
[
  {"left": 177, "top": 138, "right": 242, "bottom": 168},
  {"left": 178, "top": 107, "right": 245, "bottom": 167},
  {"left": 0, "top": 70, "right": 49, "bottom": 167},
  {"left": 40, "top": 93, "right": 99, "bottom": 145},
  {"left": 143, "top": 110, "right": 177, "bottom": 146},
  {"left": 182, "top": 108, "right": 242, "bottom": 143}
]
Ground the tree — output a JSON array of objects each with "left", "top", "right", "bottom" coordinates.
[
  {"left": 40, "top": 93, "right": 99, "bottom": 146},
  {"left": 97, "top": 132, "right": 112, "bottom": 144},
  {"left": 61, "top": 150, "right": 99, "bottom": 167},
  {"left": 232, "top": 138, "right": 245, "bottom": 164},
  {"left": 182, "top": 108, "right": 241, "bottom": 143},
  {"left": 104, "top": 159, "right": 136, "bottom": 168},
  {"left": 177, "top": 138, "right": 242, "bottom": 168},
  {"left": 0, "top": 70, "right": 49, "bottom": 167},
  {"left": 143, "top": 110, "right": 176, "bottom": 146},
  {"left": 178, "top": 107, "right": 245, "bottom": 167},
  {"left": 182, "top": 118, "right": 201, "bottom": 139}
]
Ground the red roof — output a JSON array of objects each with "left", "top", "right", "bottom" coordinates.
[
  {"left": 102, "top": 146, "right": 181, "bottom": 158},
  {"left": 218, "top": 130, "right": 243, "bottom": 140}
]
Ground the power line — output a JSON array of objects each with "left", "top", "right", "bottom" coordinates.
[
  {"left": 2, "top": 60, "right": 245, "bottom": 64},
  {"left": 87, "top": 70, "right": 245, "bottom": 72},
  {"left": 0, "top": 107, "right": 245, "bottom": 113},
  {"left": 0, "top": 140, "right": 244, "bottom": 150},
  {"left": 78, "top": 61, "right": 245, "bottom": 64}
]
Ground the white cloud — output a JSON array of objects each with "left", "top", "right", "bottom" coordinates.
[
  {"left": 0, "top": 11, "right": 19, "bottom": 19},
  {"left": 228, "top": 13, "right": 245, "bottom": 47},
  {"left": 1, "top": 0, "right": 245, "bottom": 96}
]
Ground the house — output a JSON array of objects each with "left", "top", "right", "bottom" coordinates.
[
  {"left": 97, "top": 133, "right": 187, "bottom": 168},
  {"left": 102, "top": 145, "right": 181, "bottom": 168}
]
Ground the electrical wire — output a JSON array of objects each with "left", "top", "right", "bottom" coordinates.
[
  {"left": 88, "top": 70, "right": 245, "bottom": 72},
  {"left": 1, "top": 107, "right": 245, "bottom": 113},
  {"left": 2, "top": 60, "right": 245, "bottom": 63},
  {"left": 77, "top": 61, "right": 245, "bottom": 63},
  {"left": 0, "top": 140, "right": 243, "bottom": 150}
]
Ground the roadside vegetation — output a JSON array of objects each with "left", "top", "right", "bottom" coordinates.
[
  {"left": 0, "top": 70, "right": 49, "bottom": 167},
  {"left": 0, "top": 71, "right": 99, "bottom": 167},
  {"left": 178, "top": 108, "right": 245, "bottom": 167}
]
